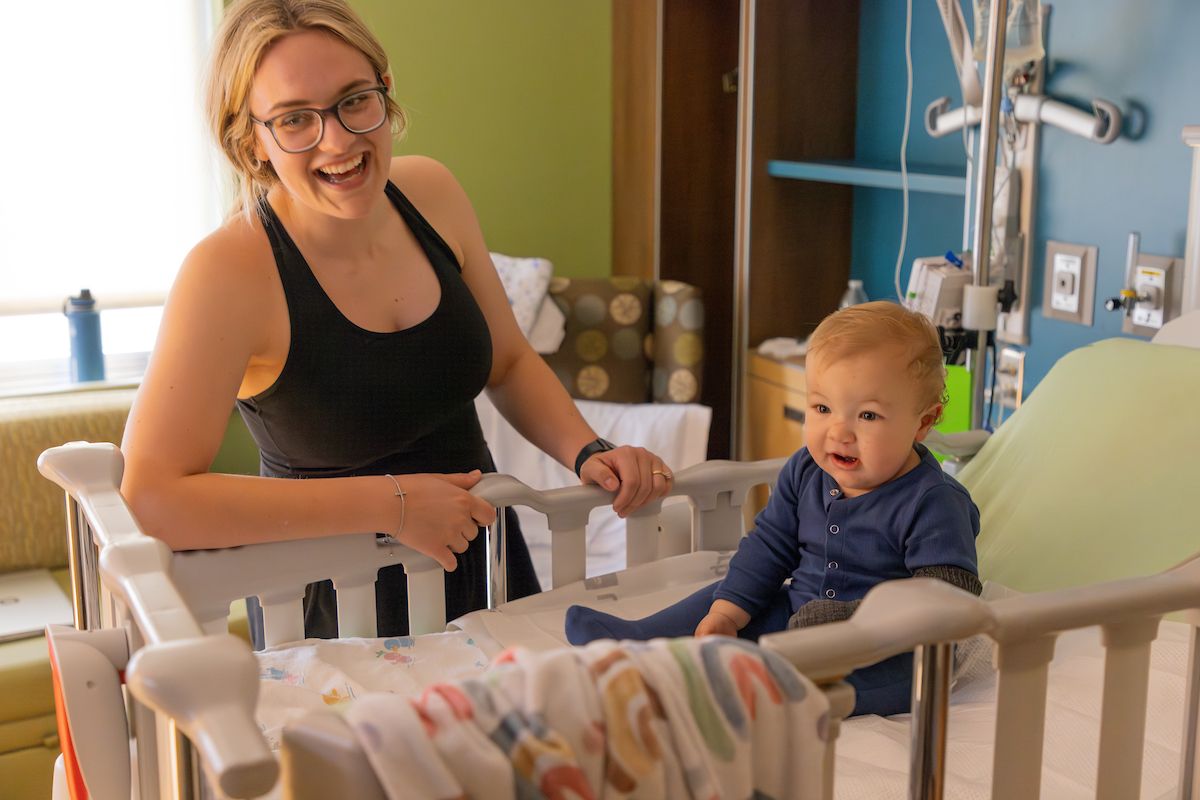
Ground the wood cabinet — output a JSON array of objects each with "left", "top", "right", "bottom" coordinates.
[
  {"left": 613, "top": 0, "right": 860, "bottom": 459},
  {"left": 741, "top": 350, "right": 807, "bottom": 519}
]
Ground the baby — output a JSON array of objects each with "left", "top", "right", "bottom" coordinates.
[{"left": 565, "top": 301, "right": 981, "bottom": 716}]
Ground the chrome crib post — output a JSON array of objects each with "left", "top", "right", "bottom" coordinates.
[
  {"left": 65, "top": 494, "right": 101, "bottom": 630},
  {"left": 910, "top": 642, "right": 954, "bottom": 800},
  {"left": 486, "top": 507, "right": 507, "bottom": 609}
]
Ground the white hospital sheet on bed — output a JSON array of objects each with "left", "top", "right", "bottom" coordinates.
[
  {"left": 834, "top": 620, "right": 1189, "bottom": 799},
  {"left": 253, "top": 632, "right": 491, "bottom": 751},
  {"left": 474, "top": 395, "right": 712, "bottom": 584}
]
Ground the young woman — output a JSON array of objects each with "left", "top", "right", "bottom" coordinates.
[{"left": 121, "top": 0, "right": 674, "bottom": 641}]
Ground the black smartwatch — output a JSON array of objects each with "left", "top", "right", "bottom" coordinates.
[{"left": 574, "top": 438, "right": 616, "bottom": 477}]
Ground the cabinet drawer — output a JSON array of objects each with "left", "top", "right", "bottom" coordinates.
[
  {"left": 745, "top": 377, "right": 807, "bottom": 461},
  {"left": 746, "top": 351, "right": 807, "bottom": 394}
]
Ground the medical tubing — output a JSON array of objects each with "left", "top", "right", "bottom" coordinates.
[
  {"left": 893, "top": 0, "right": 914, "bottom": 303},
  {"left": 384, "top": 474, "right": 406, "bottom": 538}
]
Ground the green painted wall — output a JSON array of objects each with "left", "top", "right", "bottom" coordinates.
[{"left": 352, "top": 1, "right": 612, "bottom": 278}]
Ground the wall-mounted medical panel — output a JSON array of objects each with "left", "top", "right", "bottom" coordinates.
[{"left": 1042, "top": 240, "right": 1097, "bottom": 326}]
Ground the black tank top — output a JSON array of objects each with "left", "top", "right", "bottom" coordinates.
[{"left": 237, "top": 181, "right": 493, "bottom": 479}]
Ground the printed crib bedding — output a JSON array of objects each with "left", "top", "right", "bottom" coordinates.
[
  {"left": 344, "top": 637, "right": 829, "bottom": 800},
  {"left": 251, "top": 635, "right": 830, "bottom": 800}
]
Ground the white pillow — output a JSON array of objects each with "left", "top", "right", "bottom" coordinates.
[
  {"left": 527, "top": 295, "right": 566, "bottom": 354},
  {"left": 490, "top": 253, "right": 552, "bottom": 337}
]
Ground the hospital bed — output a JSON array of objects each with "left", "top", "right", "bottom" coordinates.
[{"left": 39, "top": 311, "right": 1200, "bottom": 799}]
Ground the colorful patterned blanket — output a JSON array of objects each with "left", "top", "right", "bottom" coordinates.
[{"left": 343, "top": 636, "right": 829, "bottom": 799}]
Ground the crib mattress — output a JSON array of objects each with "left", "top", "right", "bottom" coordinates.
[{"left": 833, "top": 620, "right": 1189, "bottom": 799}]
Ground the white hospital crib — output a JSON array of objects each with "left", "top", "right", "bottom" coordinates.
[{"left": 40, "top": 312, "right": 1200, "bottom": 800}]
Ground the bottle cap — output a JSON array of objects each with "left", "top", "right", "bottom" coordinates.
[{"left": 67, "top": 289, "right": 95, "bottom": 309}]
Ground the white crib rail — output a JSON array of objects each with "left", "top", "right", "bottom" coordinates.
[
  {"left": 38, "top": 443, "right": 278, "bottom": 800},
  {"left": 760, "top": 555, "right": 1200, "bottom": 800},
  {"left": 36, "top": 441, "right": 785, "bottom": 799}
]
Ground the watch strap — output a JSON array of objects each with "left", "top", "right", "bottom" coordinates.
[{"left": 574, "top": 438, "right": 616, "bottom": 477}]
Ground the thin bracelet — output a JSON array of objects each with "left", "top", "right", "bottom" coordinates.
[{"left": 384, "top": 474, "right": 407, "bottom": 538}]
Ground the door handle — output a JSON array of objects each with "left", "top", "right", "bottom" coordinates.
[{"left": 783, "top": 405, "right": 805, "bottom": 424}]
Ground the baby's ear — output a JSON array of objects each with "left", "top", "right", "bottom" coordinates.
[{"left": 913, "top": 403, "right": 943, "bottom": 441}]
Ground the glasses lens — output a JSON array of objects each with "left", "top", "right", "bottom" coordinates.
[
  {"left": 272, "top": 110, "right": 323, "bottom": 153},
  {"left": 337, "top": 89, "right": 387, "bottom": 134}
]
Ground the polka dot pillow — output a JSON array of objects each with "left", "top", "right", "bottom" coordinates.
[{"left": 542, "top": 277, "right": 703, "bottom": 404}]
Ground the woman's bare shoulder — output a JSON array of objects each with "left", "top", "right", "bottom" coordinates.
[
  {"left": 388, "top": 155, "right": 475, "bottom": 214},
  {"left": 170, "top": 210, "right": 280, "bottom": 325},
  {"left": 387, "top": 156, "right": 474, "bottom": 258}
]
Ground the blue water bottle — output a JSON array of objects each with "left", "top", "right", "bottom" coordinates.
[{"left": 65, "top": 289, "right": 105, "bottom": 382}]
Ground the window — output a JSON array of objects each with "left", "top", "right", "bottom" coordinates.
[{"left": 0, "top": 1, "right": 223, "bottom": 391}]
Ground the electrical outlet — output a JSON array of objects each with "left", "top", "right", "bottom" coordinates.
[{"left": 1042, "top": 240, "right": 1096, "bottom": 326}]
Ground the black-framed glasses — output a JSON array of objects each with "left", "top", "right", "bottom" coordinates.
[{"left": 251, "top": 86, "right": 389, "bottom": 154}]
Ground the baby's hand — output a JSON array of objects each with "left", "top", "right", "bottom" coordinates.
[{"left": 694, "top": 609, "right": 740, "bottom": 638}]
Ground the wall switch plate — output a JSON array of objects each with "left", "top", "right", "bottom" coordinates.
[
  {"left": 1123, "top": 254, "right": 1184, "bottom": 337},
  {"left": 1042, "top": 240, "right": 1097, "bottom": 326}
]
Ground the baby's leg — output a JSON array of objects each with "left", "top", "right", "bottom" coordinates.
[
  {"left": 565, "top": 581, "right": 720, "bottom": 644},
  {"left": 846, "top": 653, "right": 913, "bottom": 717},
  {"left": 565, "top": 584, "right": 794, "bottom": 645}
]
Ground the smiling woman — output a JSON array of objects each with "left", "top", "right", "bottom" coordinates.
[
  {"left": 0, "top": 2, "right": 220, "bottom": 379},
  {"left": 119, "top": 0, "right": 674, "bottom": 647}
]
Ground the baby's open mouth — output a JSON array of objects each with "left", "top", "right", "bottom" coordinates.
[
  {"left": 315, "top": 152, "right": 367, "bottom": 184},
  {"left": 831, "top": 453, "right": 859, "bottom": 467}
]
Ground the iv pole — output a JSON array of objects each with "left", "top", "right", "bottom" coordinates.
[{"left": 966, "top": 0, "right": 1009, "bottom": 430}]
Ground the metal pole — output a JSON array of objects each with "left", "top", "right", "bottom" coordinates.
[
  {"left": 968, "top": 0, "right": 1009, "bottom": 429},
  {"left": 730, "top": 0, "right": 757, "bottom": 459},
  {"left": 65, "top": 495, "right": 101, "bottom": 630},
  {"left": 486, "top": 508, "right": 507, "bottom": 609},
  {"left": 167, "top": 721, "right": 199, "bottom": 800},
  {"left": 909, "top": 642, "right": 954, "bottom": 800}
]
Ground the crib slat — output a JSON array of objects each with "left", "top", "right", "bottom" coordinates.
[
  {"left": 624, "top": 512, "right": 659, "bottom": 568},
  {"left": 991, "top": 635, "right": 1057, "bottom": 800},
  {"left": 1178, "top": 616, "right": 1200, "bottom": 800},
  {"left": 691, "top": 495, "right": 743, "bottom": 552},
  {"left": 405, "top": 566, "right": 445, "bottom": 635},
  {"left": 549, "top": 526, "right": 587, "bottom": 588},
  {"left": 332, "top": 578, "right": 377, "bottom": 639},
  {"left": 261, "top": 595, "right": 306, "bottom": 648},
  {"left": 1095, "top": 618, "right": 1159, "bottom": 800}
]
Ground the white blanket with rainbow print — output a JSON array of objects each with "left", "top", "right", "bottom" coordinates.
[{"left": 343, "top": 636, "right": 829, "bottom": 800}]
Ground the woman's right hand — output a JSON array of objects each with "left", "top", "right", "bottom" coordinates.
[{"left": 391, "top": 471, "right": 497, "bottom": 571}]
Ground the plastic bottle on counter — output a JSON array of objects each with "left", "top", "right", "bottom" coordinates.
[
  {"left": 838, "top": 279, "right": 869, "bottom": 309},
  {"left": 65, "top": 289, "right": 105, "bottom": 382}
]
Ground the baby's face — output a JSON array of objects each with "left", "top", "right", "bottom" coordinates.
[{"left": 804, "top": 347, "right": 941, "bottom": 497}]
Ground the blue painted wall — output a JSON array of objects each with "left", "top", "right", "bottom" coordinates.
[{"left": 853, "top": 0, "right": 1200, "bottom": 392}]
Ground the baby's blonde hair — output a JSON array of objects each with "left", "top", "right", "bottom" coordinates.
[
  {"left": 807, "top": 301, "right": 947, "bottom": 415},
  {"left": 204, "top": 0, "right": 407, "bottom": 218}
]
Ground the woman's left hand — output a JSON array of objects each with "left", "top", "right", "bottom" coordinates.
[{"left": 579, "top": 446, "right": 674, "bottom": 517}]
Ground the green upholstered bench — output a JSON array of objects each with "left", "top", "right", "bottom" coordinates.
[{"left": 0, "top": 388, "right": 258, "bottom": 800}]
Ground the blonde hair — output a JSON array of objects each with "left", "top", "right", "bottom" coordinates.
[
  {"left": 204, "top": 0, "right": 406, "bottom": 217},
  {"left": 807, "top": 300, "right": 947, "bottom": 414}
]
